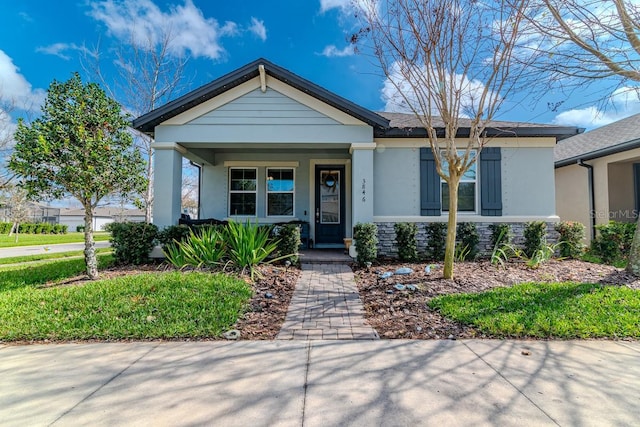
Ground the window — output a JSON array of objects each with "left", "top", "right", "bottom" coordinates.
[
  {"left": 229, "top": 168, "right": 257, "bottom": 216},
  {"left": 266, "top": 168, "right": 294, "bottom": 216},
  {"left": 441, "top": 151, "right": 477, "bottom": 212}
]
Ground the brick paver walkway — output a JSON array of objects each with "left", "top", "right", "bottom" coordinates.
[{"left": 276, "top": 263, "right": 379, "bottom": 340}]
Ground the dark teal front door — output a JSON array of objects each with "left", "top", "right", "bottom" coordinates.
[{"left": 315, "top": 166, "right": 345, "bottom": 246}]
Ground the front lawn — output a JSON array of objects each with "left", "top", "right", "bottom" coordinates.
[
  {"left": 0, "top": 267, "right": 252, "bottom": 341},
  {"left": 429, "top": 282, "right": 640, "bottom": 339},
  {"left": 0, "top": 248, "right": 112, "bottom": 266},
  {"left": 0, "top": 232, "right": 111, "bottom": 248}
]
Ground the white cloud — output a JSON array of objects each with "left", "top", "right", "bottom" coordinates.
[
  {"left": 0, "top": 50, "right": 45, "bottom": 111},
  {"left": 249, "top": 17, "right": 267, "bottom": 41},
  {"left": 381, "top": 61, "right": 496, "bottom": 117},
  {"left": 320, "top": 44, "right": 354, "bottom": 57},
  {"left": 552, "top": 86, "right": 640, "bottom": 129},
  {"left": 319, "top": 0, "right": 376, "bottom": 15},
  {"left": 36, "top": 43, "right": 91, "bottom": 61},
  {"left": 319, "top": 0, "right": 352, "bottom": 13},
  {"left": 87, "top": 0, "right": 239, "bottom": 60}
]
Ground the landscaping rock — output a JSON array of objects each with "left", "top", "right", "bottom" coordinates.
[{"left": 395, "top": 267, "right": 414, "bottom": 275}]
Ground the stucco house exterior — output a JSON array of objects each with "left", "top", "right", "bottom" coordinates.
[
  {"left": 555, "top": 113, "right": 640, "bottom": 242},
  {"left": 133, "top": 58, "right": 580, "bottom": 254}
]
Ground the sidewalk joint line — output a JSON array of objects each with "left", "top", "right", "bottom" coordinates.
[
  {"left": 49, "top": 343, "right": 159, "bottom": 426},
  {"left": 463, "top": 342, "right": 561, "bottom": 427},
  {"left": 301, "top": 341, "right": 311, "bottom": 427}
]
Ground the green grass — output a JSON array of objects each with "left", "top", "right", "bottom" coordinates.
[
  {"left": 0, "top": 248, "right": 112, "bottom": 266},
  {"left": 429, "top": 282, "right": 640, "bottom": 339},
  {"left": 0, "top": 271, "right": 252, "bottom": 341},
  {"left": 0, "top": 232, "right": 111, "bottom": 248},
  {"left": 581, "top": 252, "right": 628, "bottom": 269},
  {"left": 0, "top": 255, "right": 115, "bottom": 290}
]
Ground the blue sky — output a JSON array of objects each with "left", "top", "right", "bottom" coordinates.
[{"left": 1, "top": 0, "right": 638, "bottom": 132}]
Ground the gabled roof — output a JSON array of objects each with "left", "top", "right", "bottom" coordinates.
[
  {"left": 555, "top": 112, "right": 640, "bottom": 167},
  {"left": 132, "top": 58, "right": 582, "bottom": 141},
  {"left": 132, "top": 58, "right": 390, "bottom": 134}
]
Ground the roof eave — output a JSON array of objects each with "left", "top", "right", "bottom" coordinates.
[
  {"left": 555, "top": 137, "right": 640, "bottom": 168},
  {"left": 376, "top": 126, "right": 583, "bottom": 140}
]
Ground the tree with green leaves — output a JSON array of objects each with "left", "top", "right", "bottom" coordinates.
[{"left": 9, "top": 73, "right": 145, "bottom": 279}]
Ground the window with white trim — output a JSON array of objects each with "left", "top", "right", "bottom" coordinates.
[
  {"left": 441, "top": 151, "right": 477, "bottom": 212},
  {"left": 229, "top": 168, "right": 257, "bottom": 216},
  {"left": 266, "top": 168, "right": 294, "bottom": 216}
]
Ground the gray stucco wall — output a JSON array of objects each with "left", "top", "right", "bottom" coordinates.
[{"left": 371, "top": 146, "right": 557, "bottom": 217}]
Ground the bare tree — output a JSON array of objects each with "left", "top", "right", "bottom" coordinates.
[
  {"left": 86, "top": 30, "right": 190, "bottom": 223},
  {"left": 0, "top": 95, "right": 17, "bottom": 190},
  {"left": 4, "top": 184, "right": 29, "bottom": 242},
  {"left": 524, "top": 0, "right": 640, "bottom": 274},
  {"left": 355, "top": 0, "right": 531, "bottom": 279}
]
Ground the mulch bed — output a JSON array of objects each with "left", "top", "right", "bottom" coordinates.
[{"left": 353, "top": 259, "right": 640, "bottom": 340}]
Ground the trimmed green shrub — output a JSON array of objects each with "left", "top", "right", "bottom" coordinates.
[
  {"left": 591, "top": 221, "right": 636, "bottom": 264},
  {"left": 524, "top": 221, "right": 547, "bottom": 258},
  {"left": 425, "top": 222, "right": 447, "bottom": 261},
  {"left": 157, "top": 224, "right": 192, "bottom": 248},
  {"left": 275, "top": 224, "right": 301, "bottom": 265},
  {"left": 555, "top": 221, "right": 585, "bottom": 258},
  {"left": 354, "top": 222, "right": 378, "bottom": 266},
  {"left": 76, "top": 225, "right": 85, "bottom": 232},
  {"left": 0, "top": 222, "right": 11, "bottom": 234},
  {"left": 489, "top": 223, "right": 512, "bottom": 248},
  {"left": 394, "top": 222, "right": 418, "bottom": 262},
  {"left": 456, "top": 222, "right": 479, "bottom": 260},
  {"left": 108, "top": 222, "right": 158, "bottom": 265}
]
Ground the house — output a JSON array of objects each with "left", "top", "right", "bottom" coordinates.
[
  {"left": 133, "top": 58, "right": 580, "bottom": 255},
  {"left": 0, "top": 202, "right": 59, "bottom": 224},
  {"left": 555, "top": 113, "right": 640, "bottom": 241},
  {"left": 58, "top": 207, "right": 146, "bottom": 231}
]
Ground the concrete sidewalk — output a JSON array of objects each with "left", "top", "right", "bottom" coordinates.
[
  {"left": 1, "top": 340, "right": 638, "bottom": 426},
  {"left": 0, "top": 241, "right": 111, "bottom": 259}
]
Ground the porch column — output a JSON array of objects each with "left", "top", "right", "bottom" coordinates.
[
  {"left": 350, "top": 143, "right": 376, "bottom": 227},
  {"left": 152, "top": 143, "right": 185, "bottom": 228}
]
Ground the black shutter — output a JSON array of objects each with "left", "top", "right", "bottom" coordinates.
[
  {"left": 420, "top": 147, "right": 441, "bottom": 216},
  {"left": 480, "top": 147, "right": 502, "bottom": 216}
]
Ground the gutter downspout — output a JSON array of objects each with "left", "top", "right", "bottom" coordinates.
[
  {"left": 578, "top": 159, "right": 596, "bottom": 241},
  {"left": 189, "top": 161, "right": 202, "bottom": 219}
]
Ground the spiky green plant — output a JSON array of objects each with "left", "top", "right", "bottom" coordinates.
[{"left": 222, "top": 220, "right": 279, "bottom": 279}]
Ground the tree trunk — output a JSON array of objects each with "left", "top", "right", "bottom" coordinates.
[
  {"left": 443, "top": 176, "right": 460, "bottom": 279},
  {"left": 626, "top": 215, "right": 640, "bottom": 275},
  {"left": 84, "top": 206, "right": 99, "bottom": 280}
]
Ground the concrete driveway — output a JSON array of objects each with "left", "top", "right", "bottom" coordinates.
[{"left": 1, "top": 339, "right": 638, "bottom": 426}]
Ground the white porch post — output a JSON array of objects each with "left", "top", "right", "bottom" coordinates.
[
  {"left": 350, "top": 143, "right": 376, "bottom": 227},
  {"left": 152, "top": 143, "right": 185, "bottom": 228}
]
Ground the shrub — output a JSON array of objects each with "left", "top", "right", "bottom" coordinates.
[
  {"left": 555, "top": 221, "right": 585, "bottom": 258},
  {"left": 222, "top": 220, "right": 279, "bottom": 279},
  {"left": 108, "top": 222, "right": 158, "bottom": 265},
  {"left": 425, "top": 222, "right": 447, "bottom": 261},
  {"left": 354, "top": 222, "right": 378, "bottom": 266},
  {"left": 275, "top": 224, "right": 301, "bottom": 265},
  {"left": 164, "top": 226, "right": 226, "bottom": 269},
  {"left": 523, "top": 221, "right": 547, "bottom": 258},
  {"left": 394, "top": 222, "right": 418, "bottom": 262},
  {"left": 591, "top": 221, "right": 636, "bottom": 264},
  {"left": 456, "top": 222, "right": 479, "bottom": 260},
  {"left": 0, "top": 222, "right": 11, "bottom": 234},
  {"left": 157, "top": 224, "right": 192, "bottom": 249},
  {"left": 76, "top": 225, "right": 85, "bottom": 232}
]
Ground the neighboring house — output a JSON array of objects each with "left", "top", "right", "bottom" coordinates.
[
  {"left": 555, "top": 113, "right": 640, "bottom": 242},
  {"left": 0, "top": 202, "right": 60, "bottom": 224},
  {"left": 133, "top": 58, "right": 580, "bottom": 254},
  {"left": 59, "top": 207, "right": 146, "bottom": 231}
]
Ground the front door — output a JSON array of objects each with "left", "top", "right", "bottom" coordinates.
[{"left": 315, "top": 166, "right": 346, "bottom": 246}]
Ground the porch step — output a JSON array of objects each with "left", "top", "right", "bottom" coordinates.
[{"left": 298, "top": 249, "right": 353, "bottom": 265}]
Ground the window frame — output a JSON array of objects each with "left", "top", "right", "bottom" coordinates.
[
  {"left": 441, "top": 150, "right": 478, "bottom": 214},
  {"left": 228, "top": 167, "right": 258, "bottom": 217},
  {"left": 265, "top": 167, "right": 295, "bottom": 218}
]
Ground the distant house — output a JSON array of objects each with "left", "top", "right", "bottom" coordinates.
[
  {"left": 133, "top": 58, "right": 581, "bottom": 254},
  {"left": 555, "top": 113, "right": 640, "bottom": 241},
  {"left": 0, "top": 202, "right": 60, "bottom": 224},
  {"left": 58, "top": 207, "right": 146, "bottom": 231}
]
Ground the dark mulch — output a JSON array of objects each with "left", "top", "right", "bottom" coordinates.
[{"left": 353, "top": 259, "right": 640, "bottom": 340}]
